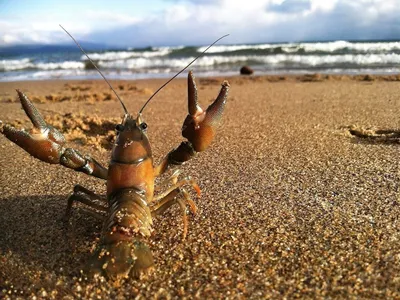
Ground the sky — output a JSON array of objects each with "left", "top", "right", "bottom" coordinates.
[{"left": 1, "top": 0, "right": 400, "bottom": 48}]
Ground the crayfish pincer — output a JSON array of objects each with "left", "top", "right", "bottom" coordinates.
[{"left": 0, "top": 72, "right": 229, "bottom": 280}]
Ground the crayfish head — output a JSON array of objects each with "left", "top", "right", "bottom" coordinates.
[{"left": 111, "top": 114, "right": 152, "bottom": 163}]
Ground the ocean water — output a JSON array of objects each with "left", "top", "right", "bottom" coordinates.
[{"left": 1, "top": 40, "right": 400, "bottom": 82}]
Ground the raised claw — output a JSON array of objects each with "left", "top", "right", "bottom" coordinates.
[
  {"left": 161, "top": 72, "right": 229, "bottom": 168},
  {"left": 182, "top": 71, "right": 229, "bottom": 152},
  {"left": 1, "top": 90, "right": 66, "bottom": 164},
  {"left": 1, "top": 90, "right": 108, "bottom": 179}
]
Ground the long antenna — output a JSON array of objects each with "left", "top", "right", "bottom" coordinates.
[
  {"left": 138, "top": 34, "right": 229, "bottom": 114},
  {"left": 59, "top": 24, "right": 129, "bottom": 115}
]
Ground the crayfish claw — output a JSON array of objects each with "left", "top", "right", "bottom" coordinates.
[
  {"left": 0, "top": 90, "right": 66, "bottom": 164},
  {"left": 204, "top": 80, "right": 230, "bottom": 126},
  {"left": 188, "top": 71, "right": 202, "bottom": 116},
  {"left": 160, "top": 74, "right": 229, "bottom": 168},
  {"left": 1, "top": 90, "right": 108, "bottom": 179},
  {"left": 183, "top": 73, "right": 229, "bottom": 152},
  {"left": 16, "top": 89, "right": 48, "bottom": 129}
]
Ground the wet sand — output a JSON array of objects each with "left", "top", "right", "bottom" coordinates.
[{"left": 0, "top": 74, "right": 399, "bottom": 298}]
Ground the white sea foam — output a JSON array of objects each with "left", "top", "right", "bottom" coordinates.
[
  {"left": 95, "top": 53, "right": 400, "bottom": 70},
  {"left": 2, "top": 53, "right": 400, "bottom": 74},
  {"left": 30, "top": 69, "right": 87, "bottom": 78},
  {"left": 97, "top": 55, "right": 251, "bottom": 69},
  {"left": 197, "top": 43, "right": 290, "bottom": 53},
  {"left": 258, "top": 53, "right": 400, "bottom": 66},
  {"left": 0, "top": 58, "right": 34, "bottom": 71},
  {"left": 35, "top": 61, "right": 85, "bottom": 70},
  {"left": 294, "top": 41, "right": 400, "bottom": 53},
  {"left": 84, "top": 48, "right": 172, "bottom": 61},
  {"left": 197, "top": 41, "right": 400, "bottom": 54},
  {"left": 0, "top": 59, "right": 84, "bottom": 71}
]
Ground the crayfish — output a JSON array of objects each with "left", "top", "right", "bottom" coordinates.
[{"left": 0, "top": 28, "right": 229, "bottom": 280}]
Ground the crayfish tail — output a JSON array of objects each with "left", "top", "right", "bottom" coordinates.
[
  {"left": 131, "top": 241, "right": 155, "bottom": 278},
  {"left": 86, "top": 239, "right": 154, "bottom": 281},
  {"left": 86, "top": 188, "right": 155, "bottom": 280}
]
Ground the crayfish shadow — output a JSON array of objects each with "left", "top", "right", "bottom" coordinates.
[{"left": 0, "top": 194, "right": 103, "bottom": 276}]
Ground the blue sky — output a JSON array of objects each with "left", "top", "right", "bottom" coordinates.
[{"left": 1, "top": 0, "right": 400, "bottom": 47}]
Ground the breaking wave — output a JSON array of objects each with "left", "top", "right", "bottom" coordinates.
[{"left": 1, "top": 40, "right": 400, "bottom": 81}]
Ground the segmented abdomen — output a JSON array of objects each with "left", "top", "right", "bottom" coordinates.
[
  {"left": 103, "top": 188, "right": 153, "bottom": 243},
  {"left": 87, "top": 188, "right": 155, "bottom": 279}
]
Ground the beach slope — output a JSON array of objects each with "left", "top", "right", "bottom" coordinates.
[{"left": 0, "top": 75, "right": 399, "bottom": 298}]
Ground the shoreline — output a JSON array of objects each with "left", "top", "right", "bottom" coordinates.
[{"left": 2, "top": 72, "right": 400, "bottom": 85}]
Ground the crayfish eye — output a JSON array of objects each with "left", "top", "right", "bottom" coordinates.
[
  {"left": 140, "top": 122, "right": 148, "bottom": 130},
  {"left": 115, "top": 124, "right": 124, "bottom": 132}
]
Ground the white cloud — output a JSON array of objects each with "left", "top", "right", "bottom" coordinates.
[
  {"left": 2, "top": 34, "right": 19, "bottom": 44},
  {"left": 309, "top": 0, "right": 338, "bottom": 12},
  {"left": 85, "top": 11, "right": 142, "bottom": 26},
  {"left": 164, "top": 4, "right": 192, "bottom": 24},
  {"left": 1, "top": 0, "right": 400, "bottom": 47},
  {"left": 0, "top": 9, "right": 141, "bottom": 46}
]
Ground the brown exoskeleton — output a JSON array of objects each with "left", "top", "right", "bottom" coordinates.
[{"left": 0, "top": 28, "right": 229, "bottom": 280}]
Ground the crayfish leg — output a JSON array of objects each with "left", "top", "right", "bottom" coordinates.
[{"left": 151, "top": 177, "right": 199, "bottom": 240}]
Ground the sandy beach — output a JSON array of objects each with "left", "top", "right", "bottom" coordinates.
[{"left": 0, "top": 74, "right": 399, "bottom": 298}]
